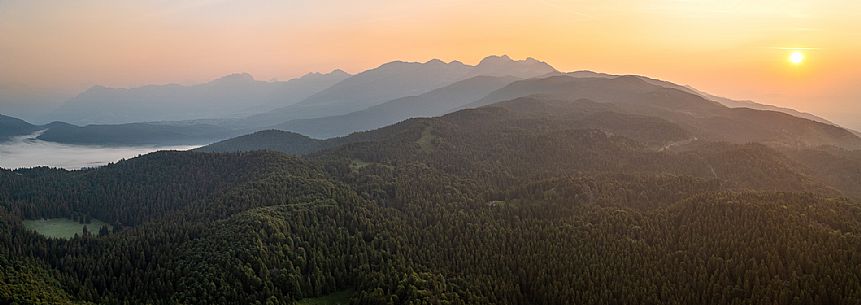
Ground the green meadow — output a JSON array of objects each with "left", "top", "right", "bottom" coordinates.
[{"left": 23, "top": 218, "right": 111, "bottom": 239}]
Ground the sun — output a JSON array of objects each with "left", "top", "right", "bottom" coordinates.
[{"left": 788, "top": 51, "right": 805, "bottom": 65}]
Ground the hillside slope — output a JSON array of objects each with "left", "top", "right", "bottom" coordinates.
[
  {"left": 271, "top": 75, "right": 519, "bottom": 138},
  {"left": 0, "top": 114, "right": 40, "bottom": 142},
  {"left": 462, "top": 75, "right": 861, "bottom": 149}
]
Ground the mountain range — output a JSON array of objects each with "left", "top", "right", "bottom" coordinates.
[
  {"left": 1, "top": 55, "right": 855, "bottom": 150},
  {"left": 269, "top": 75, "right": 519, "bottom": 138},
  {"left": 460, "top": 75, "right": 860, "bottom": 148},
  {"left": 0, "top": 114, "right": 42, "bottom": 142},
  {"left": 240, "top": 55, "right": 557, "bottom": 128},
  {"left": 51, "top": 70, "right": 350, "bottom": 125}
]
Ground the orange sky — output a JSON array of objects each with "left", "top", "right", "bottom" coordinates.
[{"left": 1, "top": 0, "right": 860, "bottom": 128}]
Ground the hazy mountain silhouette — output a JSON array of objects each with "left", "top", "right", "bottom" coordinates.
[
  {"left": 261, "top": 67, "right": 838, "bottom": 141},
  {"left": 631, "top": 75, "right": 836, "bottom": 125},
  {"left": 51, "top": 70, "right": 350, "bottom": 125},
  {"left": 239, "top": 60, "right": 470, "bottom": 127},
  {"left": 517, "top": 70, "right": 836, "bottom": 125},
  {"left": 243, "top": 55, "right": 557, "bottom": 127},
  {"left": 0, "top": 113, "right": 234, "bottom": 145},
  {"left": 0, "top": 114, "right": 41, "bottom": 141},
  {"left": 460, "top": 75, "right": 861, "bottom": 149},
  {"left": 566, "top": 70, "right": 617, "bottom": 78},
  {"left": 467, "top": 55, "right": 557, "bottom": 78},
  {"left": 12, "top": 55, "right": 855, "bottom": 149},
  {"left": 0, "top": 84, "right": 66, "bottom": 124},
  {"left": 36, "top": 122, "right": 235, "bottom": 146},
  {"left": 269, "top": 75, "right": 519, "bottom": 138}
]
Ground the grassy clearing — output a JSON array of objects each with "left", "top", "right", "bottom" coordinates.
[
  {"left": 349, "top": 159, "right": 371, "bottom": 170},
  {"left": 416, "top": 126, "right": 436, "bottom": 152},
  {"left": 296, "top": 290, "right": 354, "bottom": 305},
  {"left": 349, "top": 159, "right": 394, "bottom": 172},
  {"left": 23, "top": 218, "right": 111, "bottom": 239}
]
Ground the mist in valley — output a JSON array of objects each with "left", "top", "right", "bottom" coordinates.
[{"left": 0, "top": 132, "right": 198, "bottom": 170}]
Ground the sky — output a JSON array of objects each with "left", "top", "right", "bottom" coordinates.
[{"left": 1, "top": 0, "right": 860, "bottom": 129}]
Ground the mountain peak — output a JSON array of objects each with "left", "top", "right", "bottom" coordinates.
[
  {"left": 328, "top": 69, "right": 350, "bottom": 77},
  {"left": 372, "top": 59, "right": 470, "bottom": 72},
  {"left": 212, "top": 73, "right": 255, "bottom": 83},
  {"left": 299, "top": 69, "right": 351, "bottom": 80},
  {"left": 471, "top": 55, "right": 557, "bottom": 78},
  {"left": 566, "top": 70, "right": 614, "bottom": 79},
  {"left": 478, "top": 55, "right": 513, "bottom": 65},
  {"left": 78, "top": 85, "right": 112, "bottom": 95}
]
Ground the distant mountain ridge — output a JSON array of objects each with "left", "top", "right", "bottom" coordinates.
[
  {"left": 11, "top": 54, "right": 854, "bottom": 150},
  {"left": 51, "top": 70, "right": 350, "bottom": 125},
  {"left": 458, "top": 75, "right": 861, "bottom": 149},
  {"left": 201, "top": 76, "right": 861, "bottom": 158},
  {"left": 241, "top": 55, "right": 558, "bottom": 127},
  {"left": 270, "top": 75, "right": 520, "bottom": 138},
  {"left": 0, "top": 113, "right": 235, "bottom": 146},
  {"left": 256, "top": 66, "right": 842, "bottom": 141},
  {"left": 468, "top": 55, "right": 558, "bottom": 78},
  {"left": 631, "top": 75, "right": 836, "bottom": 126},
  {"left": 0, "top": 114, "right": 41, "bottom": 142},
  {"left": 4, "top": 55, "right": 557, "bottom": 145},
  {"left": 536, "top": 70, "right": 835, "bottom": 125}
]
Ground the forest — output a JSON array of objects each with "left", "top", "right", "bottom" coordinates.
[{"left": 2, "top": 96, "right": 861, "bottom": 305}]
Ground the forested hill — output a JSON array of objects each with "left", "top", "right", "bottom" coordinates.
[
  {"left": 462, "top": 75, "right": 861, "bottom": 149},
  {"left": 0, "top": 113, "right": 237, "bottom": 146},
  {"left": 2, "top": 90, "right": 861, "bottom": 304},
  {"left": 0, "top": 114, "right": 40, "bottom": 141},
  {"left": 195, "top": 130, "right": 330, "bottom": 155}
]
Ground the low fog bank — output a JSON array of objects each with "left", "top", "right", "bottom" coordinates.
[{"left": 0, "top": 132, "right": 198, "bottom": 170}]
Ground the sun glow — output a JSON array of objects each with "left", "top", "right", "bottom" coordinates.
[{"left": 789, "top": 51, "right": 805, "bottom": 65}]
